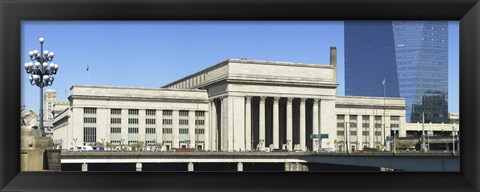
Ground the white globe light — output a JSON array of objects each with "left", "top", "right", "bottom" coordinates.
[
  {"left": 24, "top": 63, "right": 29, "bottom": 69},
  {"left": 54, "top": 64, "right": 59, "bottom": 69},
  {"left": 33, "top": 75, "right": 39, "bottom": 80},
  {"left": 50, "top": 76, "right": 55, "bottom": 82},
  {"left": 43, "top": 75, "right": 49, "bottom": 81},
  {"left": 29, "top": 76, "right": 33, "bottom": 81},
  {"left": 28, "top": 62, "right": 34, "bottom": 68},
  {"left": 39, "top": 37, "right": 45, "bottom": 43},
  {"left": 33, "top": 50, "right": 38, "bottom": 55},
  {"left": 43, "top": 50, "right": 49, "bottom": 56},
  {"left": 48, "top": 52, "right": 54, "bottom": 58},
  {"left": 29, "top": 51, "right": 34, "bottom": 56},
  {"left": 34, "top": 62, "right": 40, "bottom": 68},
  {"left": 42, "top": 62, "right": 48, "bottom": 68},
  {"left": 49, "top": 63, "right": 55, "bottom": 68}
]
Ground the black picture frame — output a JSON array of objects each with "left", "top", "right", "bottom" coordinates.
[{"left": 1, "top": 0, "right": 479, "bottom": 191}]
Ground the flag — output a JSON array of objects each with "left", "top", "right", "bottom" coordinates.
[
  {"left": 86, "top": 64, "right": 89, "bottom": 71},
  {"left": 381, "top": 78, "right": 385, "bottom": 86}
]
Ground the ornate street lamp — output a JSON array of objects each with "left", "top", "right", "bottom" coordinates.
[{"left": 24, "top": 37, "right": 59, "bottom": 137}]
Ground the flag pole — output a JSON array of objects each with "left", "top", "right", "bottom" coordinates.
[{"left": 382, "top": 78, "right": 386, "bottom": 151}]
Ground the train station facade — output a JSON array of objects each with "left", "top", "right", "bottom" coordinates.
[{"left": 53, "top": 47, "right": 408, "bottom": 152}]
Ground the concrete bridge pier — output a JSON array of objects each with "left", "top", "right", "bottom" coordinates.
[
  {"left": 81, "top": 163, "right": 88, "bottom": 171},
  {"left": 188, "top": 162, "right": 194, "bottom": 171},
  {"left": 237, "top": 162, "right": 243, "bottom": 172},
  {"left": 136, "top": 162, "right": 142, "bottom": 171}
]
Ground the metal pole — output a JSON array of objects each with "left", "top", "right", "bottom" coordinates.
[
  {"left": 39, "top": 42, "right": 45, "bottom": 137},
  {"left": 39, "top": 84, "right": 44, "bottom": 136}
]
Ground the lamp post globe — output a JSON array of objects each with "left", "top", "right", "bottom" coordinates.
[{"left": 24, "top": 37, "right": 59, "bottom": 137}]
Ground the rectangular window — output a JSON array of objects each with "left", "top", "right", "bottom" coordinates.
[
  {"left": 146, "top": 109, "right": 156, "bottom": 116},
  {"left": 179, "top": 119, "right": 189, "bottom": 125},
  {"left": 195, "top": 129, "right": 205, "bottom": 134},
  {"left": 128, "top": 141, "right": 138, "bottom": 145},
  {"left": 163, "top": 110, "right": 172, "bottom": 116},
  {"left": 84, "top": 108, "right": 96, "bottom": 114},
  {"left": 146, "top": 128, "right": 156, "bottom": 134},
  {"left": 349, "top": 115, "right": 357, "bottom": 129},
  {"left": 110, "top": 118, "right": 121, "bottom": 124},
  {"left": 390, "top": 116, "right": 400, "bottom": 131},
  {"left": 179, "top": 110, "right": 189, "bottom": 117},
  {"left": 128, "top": 127, "right": 139, "bottom": 134},
  {"left": 128, "top": 109, "right": 139, "bottom": 115},
  {"left": 163, "top": 119, "right": 172, "bottom": 125},
  {"left": 163, "top": 128, "right": 173, "bottom": 134},
  {"left": 195, "top": 119, "right": 205, "bottom": 125},
  {"left": 195, "top": 111, "right": 205, "bottom": 117},
  {"left": 110, "top": 127, "right": 121, "bottom": 133},
  {"left": 374, "top": 116, "right": 382, "bottom": 128},
  {"left": 146, "top": 118, "right": 156, "bottom": 125},
  {"left": 337, "top": 131, "right": 345, "bottom": 136},
  {"left": 362, "top": 115, "right": 370, "bottom": 129},
  {"left": 84, "top": 117, "right": 96, "bottom": 123},
  {"left": 83, "top": 127, "right": 96, "bottom": 143},
  {"left": 128, "top": 118, "right": 138, "bottom": 124},
  {"left": 111, "top": 109, "right": 121, "bottom": 115},
  {"left": 179, "top": 128, "right": 189, "bottom": 134}
]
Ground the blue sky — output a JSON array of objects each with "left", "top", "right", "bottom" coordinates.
[{"left": 21, "top": 21, "right": 459, "bottom": 113}]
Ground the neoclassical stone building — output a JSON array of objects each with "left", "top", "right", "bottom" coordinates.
[{"left": 53, "top": 47, "right": 407, "bottom": 152}]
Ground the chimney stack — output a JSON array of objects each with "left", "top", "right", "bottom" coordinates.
[{"left": 330, "top": 46, "right": 338, "bottom": 95}]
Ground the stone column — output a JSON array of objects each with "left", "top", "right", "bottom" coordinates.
[
  {"left": 204, "top": 110, "right": 209, "bottom": 151},
  {"left": 259, "top": 96, "right": 266, "bottom": 149},
  {"left": 136, "top": 162, "right": 142, "bottom": 171},
  {"left": 189, "top": 110, "right": 196, "bottom": 149},
  {"left": 172, "top": 110, "right": 180, "bottom": 149},
  {"left": 156, "top": 109, "right": 163, "bottom": 148},
  {"left": 312, "top": 98, "right": 319, "bottom": 152},
  {"left": 369, "top": 115, "right": 375, "bottom": 148},
  {"left": 300, "top": 98, "right": 306, "bottom": 151},
  {"left": 237, "top": 162, "right": 243, "bottom": 172},
  {"left": 286, "top": 97, "right": 293, "bottom": 151},
  {"left": 221, "top": 97, "right": 227, "bottom": 151},
  {"left": 210, "top": 99, "right": 217, "bottom": 151},
  {"left": 273, "top": 97, "right": 280, "bottom": 149},
  {"left": 245, "top": 96, "right": 252, "bottom": 150},
  {"left": 82, "top": 163, "right": 88, "bottom": 172}
]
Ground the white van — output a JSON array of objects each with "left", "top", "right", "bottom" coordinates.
[{"left": 77, "top": 146, "right": 94, "bottom": 151}]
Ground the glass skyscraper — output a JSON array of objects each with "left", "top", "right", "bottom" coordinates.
[{"left": 345, "top": 21, "right": 448, "bottom": 123}]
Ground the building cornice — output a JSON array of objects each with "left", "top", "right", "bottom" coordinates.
[
  {"left": 335, "top": 104, "right": 406, "bottom": 110},
  {"left": 70, "top": 95, "right": 209, "bottom": 104},
  {"left": 162, "top": 59, "right": 333, "bottom": 88}
]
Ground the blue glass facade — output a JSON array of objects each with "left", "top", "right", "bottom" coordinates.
[{"left": 345, "top": 21, "right": 448, "bottom": 123}]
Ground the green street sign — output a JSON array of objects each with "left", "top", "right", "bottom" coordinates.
[{"left": 310, "top": 134, "right": 328, "bottom": 139}]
